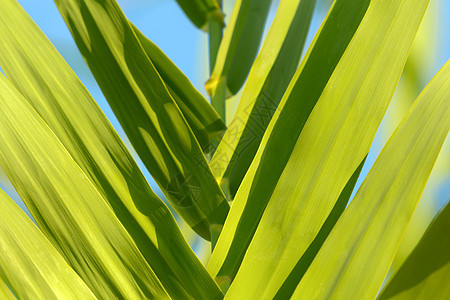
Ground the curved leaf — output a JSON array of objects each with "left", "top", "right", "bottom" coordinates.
[
  {"left": 0, "top": 75, "right": 170, "bottom": 299},
  {"left": 214, "top": 0, "right": 430, "bottom": 297},
  {"left": 379, "top": 200, "right": 450, "bottom": 300},
  {"left": 54, "top": 0, "right": 229, "bottom": 240},
  {"left": 292, "top": 59, "right": 450, "bottom": 299},
  {"left": 0, "top": 189, "right": 97, "bottom": 300},
  {"left": 0, "top": 1, "right": 222, "bottom": 298},
  {"left": 208, "top": 0, "right": 371, "bottom": 284},
  {"left": 132, "top": 24, "right": 226, "bottom": 152}
]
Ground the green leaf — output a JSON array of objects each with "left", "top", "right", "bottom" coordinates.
[
  {"left": 292, "top": 59, "right": 450, "bottom": 300},
  {"left": 132, "top": 24, "right": 226, "bottom": 152},
  {"left": 0, "top": 189, "right": 97, "bottom": 300},
  {"left": 54, "top": 0, "right": 229, "bottom": 240},
  {"left": 0, "top": 74, "right": 170, "bottom": 299},
  {"left": 274, "top": 156, "right": 366, "bottom": 299},
  {"left": 208, "top": 0, "right": 371, "bottom": 284},
  {"left": 0, "top": 1, "right": 222, "bottom": 299},
  {"left": 0, "top": 278, "right": 15, "bottom": 300},
  {"left": 174, "top": 0, "right": 223, "bottom": 30},
  {"left": 209, "top": 0, "right": 317, "bottom": 198},
  {"left": 208, "top": 0, "right": 224, "bottom": 74},
  {"left": 206, "top": 0, "right": 273, "bottom": 120},
  {"left": 379, "top": 200, "right": 450, "bottom": 300},
  {"left": 211, "top": 0, "right": 430, "bottom": 297}
]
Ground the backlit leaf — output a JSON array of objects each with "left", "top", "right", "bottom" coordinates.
[
  {"left": 292, "top": 59, "right": 450, "bottom": 299},
  {"left": 132, "top": 24, "right": 226, "bottom": 152},
  {"left": 54, "top": 0, "right": 229, "bottom": 240},
  {"left": 0, "top": 189, "right": 97, "bottom": 300},
  {"left": 208, "top": 0, "right": 371, "bottom": 284},
  {"left": 212, "top": 0, "right": 429, "bottom": 298},
  {"left": 0, "top": 74, "right": 170, "bottom": 299},
  {"left": 210, "top": 0, "right": 317, "bottom": 198},
  {"left": 379, "top": 200, "right": 450, "bottom": 300},
  {"left": 0, "top": 1, "right": 222, "bottom": 298}
]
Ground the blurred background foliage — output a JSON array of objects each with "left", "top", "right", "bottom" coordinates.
[{"left": 0, "top": 0, "right": 448, "bottom": 269}]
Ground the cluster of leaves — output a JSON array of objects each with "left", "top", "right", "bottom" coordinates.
[{"left": 0, "top": 0, "right": 448, "bottom": 299}]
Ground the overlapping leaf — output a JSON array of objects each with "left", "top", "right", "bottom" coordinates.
[
  {"left": 210, "top": 0, "right": 317, "bottom": 198},
  {"left": 208, "top": 0, "right": 371, "bottom": 284},
  {"left": 0, "top": 74, "right": 170, "bottom": 299},
  {"left": 206, "top": 0, "right": 273, "bottom": 120},
  {"left": 273, "top": 157, "right": 366, "bottom": 299},
  {"left": 0, "top": 1, "right": 222, "bottom": 298},
  {"left": 132, "top": 24, "right": 226, "bottom": 152},
  {"left": 293, "top": 59, "right": 450, "bottom": 299},
  {"left": 54, "top": 0, "right": 229, "bottom": 240},
  {"left": 379, "top": 200, "right": 450, "bottom": 300},
  {"left": 211, "top": 0, "right": 430, "bottom": 297},
  {"left": 0, "top": 189, "right": 97, "bottom": 300}
]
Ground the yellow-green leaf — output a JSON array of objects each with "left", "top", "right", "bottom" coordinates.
[
  {"left": 0, "top": 1, "right": 222, "bottom": 299},
  {"left": 379, "top": 200, "right": 450, "bottom": 300},
  {"left": 210, "top": 0, "right": 317, "bottom": 198},
  {"left": 0, "top": 278, "right": 15, "bottom": 300},
  {"left": 292, "top": 59, "right": 450, "bottom": 300},
  {"left": 212, "top": 0, "right": 430, "bottom": 297},
  {"left": 273, "top": 157, "right": 366, "bottom": 299},
  {"left": 0, "top": 74, "right": 171, "bottom": 299},
  {"left": 0, "top": 189, "right": 97, "bottom": 300},
  {"left": 54, "top": 0, "right": 229, "bottom": 240}
]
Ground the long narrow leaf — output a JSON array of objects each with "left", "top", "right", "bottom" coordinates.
[
  {"left": 0, "top": 1, "right": 222, "bottom": 299},
  {"left": 273, "top": 157, "right": 366, "bottom": 299},
  {"left": 213, "top": 0, "right": 430, "bottom": 297},
  {"left": 54, "top": 0, "right": 229, "bottom": 240},
  {"left": 132, "top": 24, "right": 226, "bottom": 152},
  {"left": 379, "top": 200, "right": 450, "bottom": 300},
  {"left": 0, "top": 189, "right": 97, "bottom": 300},
  {"left": 292, "top": 59, "right": 450, "bottom": 299},
  {"left": 210, "top": 0, "right": 316, "bottom": 198},
  {"left": 0, "top": 75, "right": 170, "bottom": 299},
  {"left": 208, "top": 0, "right": 371, "bottom": 283},
  {"left": 206, "top": 0, "right": 273, "bottom": 120}
]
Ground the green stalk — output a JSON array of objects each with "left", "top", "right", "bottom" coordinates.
[
  {"left": 207, "top": 0, "right": 273, "bottom": 113},
  {"left": 208, "top": 0, "right": 224, "bottom": 74}
]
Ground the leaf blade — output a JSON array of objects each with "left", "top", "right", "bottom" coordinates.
[
  {"left": 210, "top": 0, "right": 317, "bottom": 198},
  {"left": 54, "top": 0, "right": 229, "bottom": 240},
  {"left": 174, "top": 0, "right": 222, "bottom": 30},
  {"left": 379, "top": 200, "right": 450, "bottom": 300},
  {"left": 0, "top": 189, "right": 97, "bottom": 300},
  {"left": 0, "top": 278, "right": 15, "bottom": 300},
  {"left": 132, "top": 24, "right": 226, "bottom": 152},
  {"left": 209, "top": 0, "right": 371, "bottom": 283},
  {"left": 206, "top": 0, "right": 273, "bottom": 120},
  {"left": 292, "top": 59, "right": 450, "bottom": 300},
  {"left": 214, "top": 0, "right": 430, "bottom": 297},
  {"left": 0, "top": 74, "right": 170, "bottom": 299},
  {"left": 0, "top": 1, "right": 222, "bottom": 298}
]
